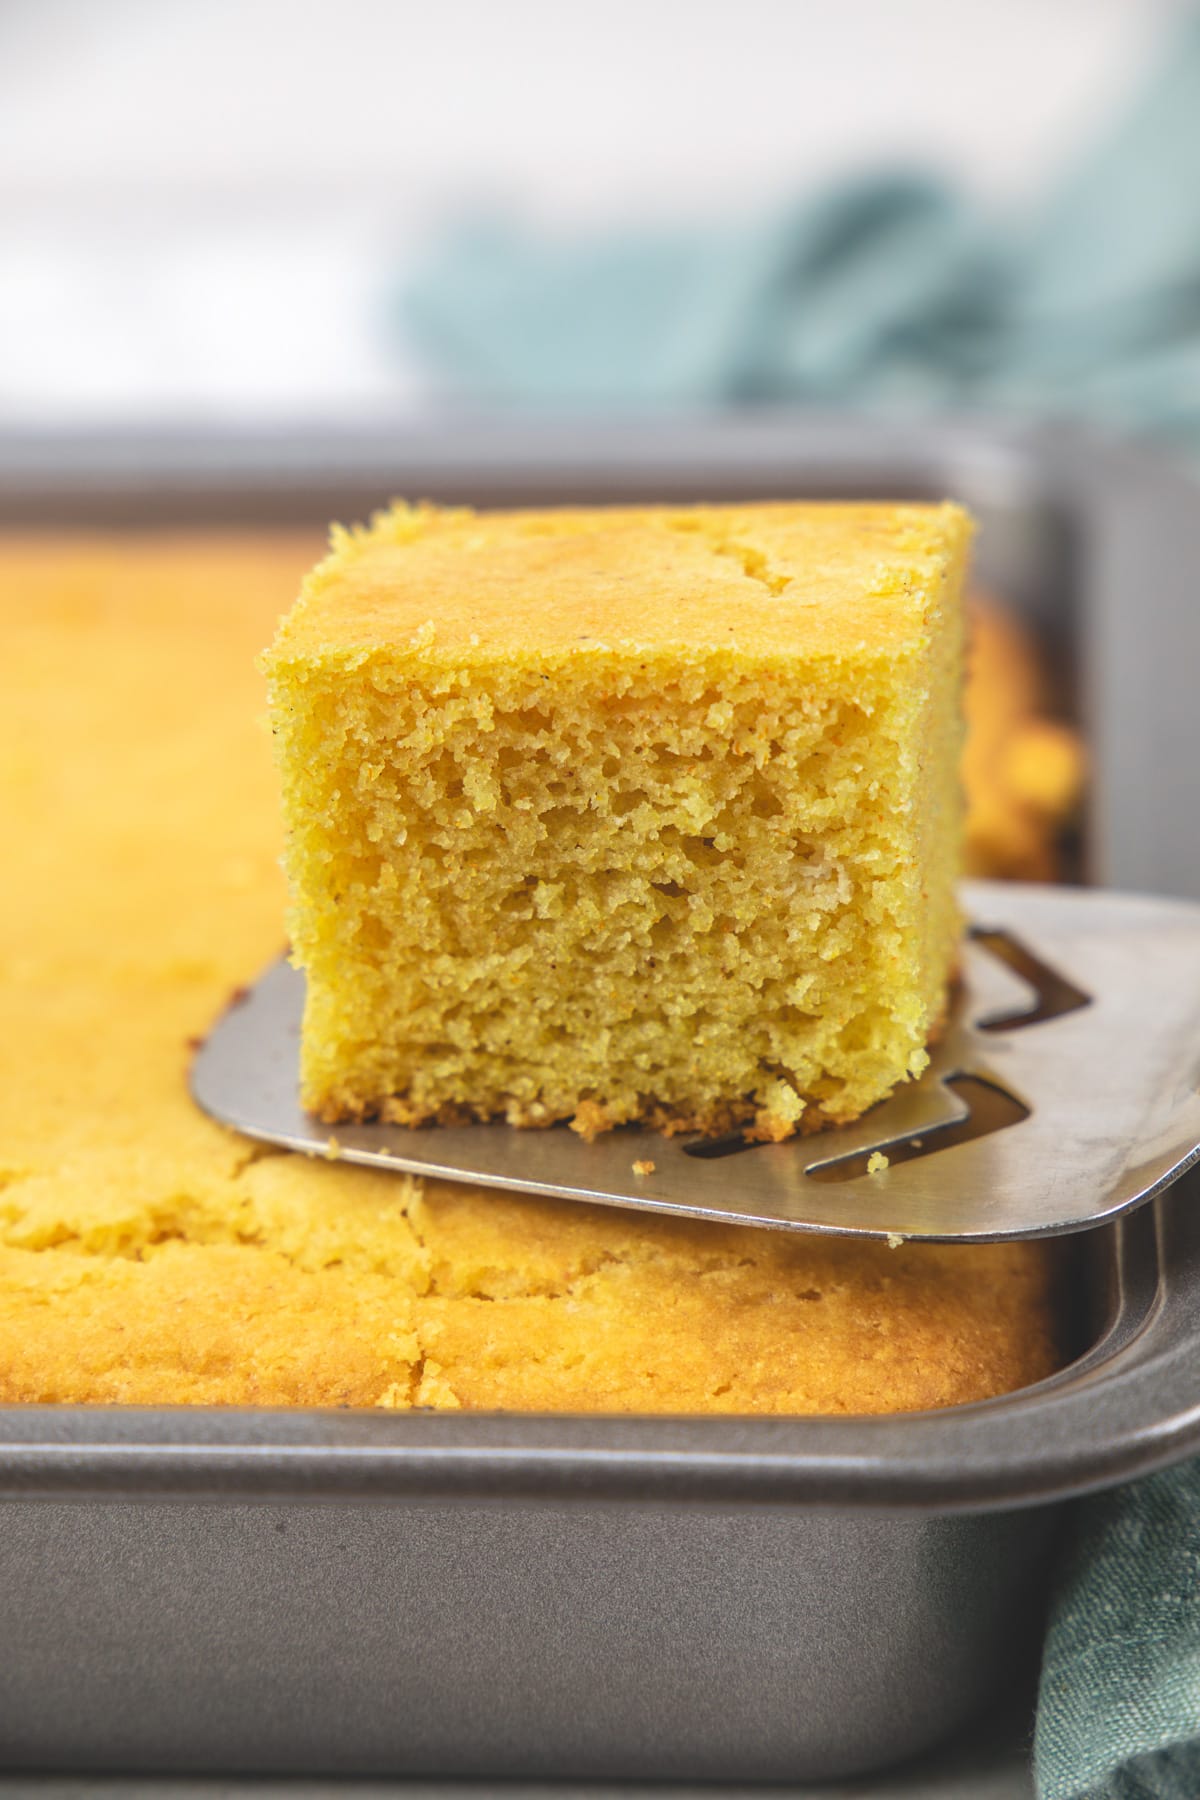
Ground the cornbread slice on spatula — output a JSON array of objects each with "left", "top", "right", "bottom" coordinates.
[
  {"left": 192, "top": 880, "right": 1200, "bottom": 1242},
  {"left": 262, "top": 500, "right": 969, "bottom": 1143}
]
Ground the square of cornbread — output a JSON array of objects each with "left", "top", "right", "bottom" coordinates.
[{"left": 264, "top": 500, "right": 970, "bottom": 1141}]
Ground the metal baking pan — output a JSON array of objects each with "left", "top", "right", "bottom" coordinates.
[{"left": 3, "top": 413, "right": 1200, "bottom": 1783}]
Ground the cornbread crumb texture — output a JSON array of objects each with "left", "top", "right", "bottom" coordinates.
[
  {"left": 267, "top": 501, "right": 970, "bottom": 1143},
  {"left": 0, "top": 530, "right": 1064, "bottom": 1413},
  {"left": 404, "top": 1184, "right": 1060, "bottom": 1414}
]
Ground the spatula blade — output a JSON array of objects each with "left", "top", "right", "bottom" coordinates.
[{"left": 190, "top": 882, "right": 1200, "bottom": 1242}]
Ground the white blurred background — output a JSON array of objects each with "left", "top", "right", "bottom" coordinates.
[{"left": 0, "top": 0, "right": 1190, "bottom": 426}]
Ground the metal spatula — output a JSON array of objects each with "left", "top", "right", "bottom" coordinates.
[{"left": 190, "top": 881, "right": 1200, "bottom": 1243}]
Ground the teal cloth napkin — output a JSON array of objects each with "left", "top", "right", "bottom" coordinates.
[
  {"left": 1036, "top": 1461, "right": 1200, "bottom": 1800},
  {"left": 403, "top": 13, "right": 1200, "bottom": 452}
]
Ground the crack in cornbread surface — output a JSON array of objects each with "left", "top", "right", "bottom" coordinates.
[
  {"left": 0, "top": 531, "right": 1061, "bottom": 1412},
  {"left": 265, "top": 501, "right": 970, "bottom": 1141}
]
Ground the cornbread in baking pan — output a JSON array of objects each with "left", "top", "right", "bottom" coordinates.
[
  {"left": 265, "top": 500, "right": 971, "bottom": 1142},
  {"left": 0, "top": 1166, "right": 1061, "bottom": 1413},
  {"left": 0, "top": 530, "right": 1063, "bottom": 1414}
]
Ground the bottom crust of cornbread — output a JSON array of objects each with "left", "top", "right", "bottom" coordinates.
[
  {"left": 371, "top": 1092, "right": 888, "bottom": 1143},
  {"left": 361, "top": 994, "right": 954, "bottom": 1142},
  {"left": 0, "top": 531, "right": 1065, "bottom": 1415}
]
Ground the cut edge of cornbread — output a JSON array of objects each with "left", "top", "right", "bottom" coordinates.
[{"left": 264, "top": 499, "right": 971, "bottom": 1142}]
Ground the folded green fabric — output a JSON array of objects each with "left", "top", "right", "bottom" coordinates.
[
  {"left": 403, "top": 13, "right": 1200, "bottom": 452},
  {"left": 1035, "top": 1459, "right": 1200, "bottom": 1800},
  {"left": 404, "top": 177, "right": 997, "bottom": 410}
]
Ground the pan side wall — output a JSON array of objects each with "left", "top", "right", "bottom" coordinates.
[{"left": 0, "top": 1496, "right": 1055, "bottom": 1781}]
